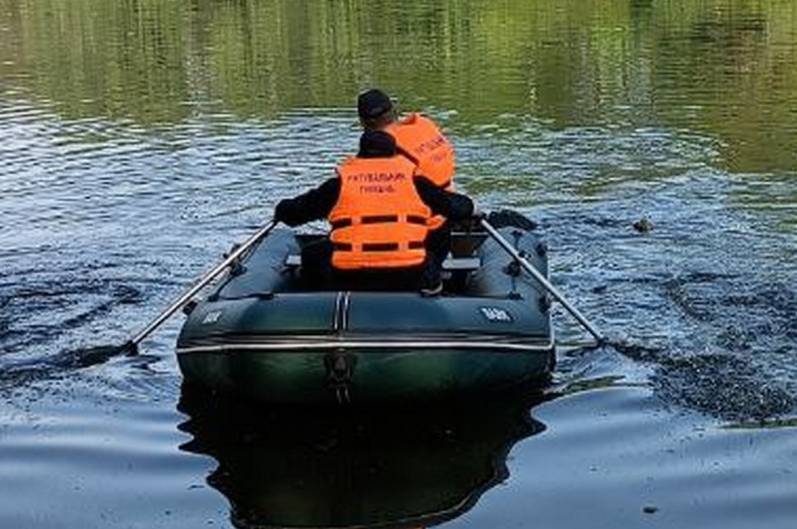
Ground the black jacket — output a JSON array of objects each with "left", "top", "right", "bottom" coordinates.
[{"left": 275, "top": 175, "right": 474, "bottom": 227}]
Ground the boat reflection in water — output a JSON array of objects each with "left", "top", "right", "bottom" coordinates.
[{"left": 178, "top": 386, "right": 547, "bottom": 529}]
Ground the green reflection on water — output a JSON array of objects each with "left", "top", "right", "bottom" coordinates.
[{"left": 1, "top": 0, "right": 796, "bottom": 172}]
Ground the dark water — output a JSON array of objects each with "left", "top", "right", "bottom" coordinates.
[{"left": 1, "top": 1, "right": 796, "bottom": 527}]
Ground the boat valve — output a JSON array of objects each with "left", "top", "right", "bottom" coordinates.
[
  {"left": 504, "top": 260, "right": 522, "bottom": 277},
  {"left": 324, "top": 350, "right": 356, "bottom": 405},
  {"left": 539, "top": 294, "right": 552, "bottom": 313}
]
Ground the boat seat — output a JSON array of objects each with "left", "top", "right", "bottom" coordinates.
[
  {"left": 450, "top": 231, "right": 488, "bottom": 257},
  {"left": 284, "top": 254, "right": 481, "bottom": 271}
]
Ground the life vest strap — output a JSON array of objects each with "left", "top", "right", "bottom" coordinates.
[
  {"left": 361, "top": 214, "right": 399, "bottom": 224},
  {"left": 362, "top": 242, "right": 399, "bottom": 252},
  {"left": 334, "top": 240, "right": 426, "bottom": 253},
  {"left": 396, "top": 145, "right": 420, "bottom": 165},
  {"left": 332, "top": 214, "right": 427, "bottom": 228}
]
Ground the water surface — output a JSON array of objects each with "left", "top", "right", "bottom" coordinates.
[{"left": 1, "top": 1, "right": 796, "bottom": 528}]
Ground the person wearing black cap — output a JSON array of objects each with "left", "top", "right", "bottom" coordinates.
[
  {"left": 356, "top": 89, "right": 456, "bottom": 192},
  {"left": 357, "top": 89, "right": 459, "bottom": 288},
  {"left": 357, "top": 89, "right": 396, "bottom": 130},
  {"left": 274, "top": 130, "right": 475, "bottom": 295}
]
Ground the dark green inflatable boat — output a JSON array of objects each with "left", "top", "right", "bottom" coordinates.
[{"left": 176, "top": 218, "right": 554, "bottom": 404}]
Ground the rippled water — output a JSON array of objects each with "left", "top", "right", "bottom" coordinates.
[{"left": 1, "top": 1, "right": 796, "bottom": 528}]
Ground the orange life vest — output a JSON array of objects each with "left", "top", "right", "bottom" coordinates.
[
  {"left": 329, "top": 156, "right": 431, "bottom": 270},
  {"left": 388, "top": 113, "right": 455, "bottom": 190},
  {"left": 387, "top": 113, "right": 455, "bottom": 230}
]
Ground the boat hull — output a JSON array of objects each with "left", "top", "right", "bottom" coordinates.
[{"left": 177, "top": 343, "right": 554, "bottom": 404}]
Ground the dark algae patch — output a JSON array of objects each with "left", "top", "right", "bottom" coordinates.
[{"left": 653, "top": 353, "right": 794, "bottom": 421}]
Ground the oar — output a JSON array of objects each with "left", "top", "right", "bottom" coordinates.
[
  {"left": 116, "top": 220, "right": 279, "bottom": 355},
  {"left": 480, "top": 218, "right": 605, "bottom": 344}
]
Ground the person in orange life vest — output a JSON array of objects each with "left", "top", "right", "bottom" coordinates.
[
  {"left": 357, "top": 89, "right": 455, "bottom": 192},
  {"left": 274, "top": 130, "right": 476, "bottom": 295},
  {"left": 357, "top": 89, "right": 457, "bottom": 284}
]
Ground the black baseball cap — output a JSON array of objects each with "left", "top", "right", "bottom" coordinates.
[
  {"left": 359, "top": 130, "right": 396, "bottom": 158},
  {"left": 357, "top": 89, "right": 393, "bottom": 119}
]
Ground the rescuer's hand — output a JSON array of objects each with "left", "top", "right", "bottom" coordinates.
[{"left": 274, "top": 199, "right": 290, "bottom": 224}]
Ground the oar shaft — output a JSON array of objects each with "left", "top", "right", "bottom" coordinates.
[
  {"left": 480, "top": 219, "right": 604, "bottom": 342},
  {"left": 129, "top": 221, "right": 278, "bottom": 347}
]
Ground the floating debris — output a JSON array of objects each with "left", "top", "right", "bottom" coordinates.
[{"left": 633, "top": 217, "right": 654, "bottom": 233}]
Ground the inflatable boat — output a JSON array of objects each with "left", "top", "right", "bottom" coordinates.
[{"left": 176, "top": 215, "right": 554, "bottom": 404}]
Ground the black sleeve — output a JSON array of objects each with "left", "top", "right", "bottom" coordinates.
[
  {"left": 414, "top": 176, "right": 474, "bottom": 221},
  {"left": 275, "top": 178, "right": 340, "bottom": 227}
]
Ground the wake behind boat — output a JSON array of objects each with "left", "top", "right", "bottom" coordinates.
[{"left": 176, "top": 217, "right": 555, "bottom": 404}]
